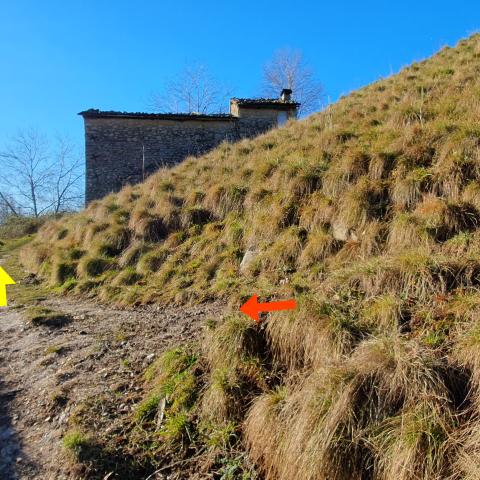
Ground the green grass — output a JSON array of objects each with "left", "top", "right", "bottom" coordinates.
[
  {"left": 0, "top": 235, "right": 33, "bottom": 254},
  {"left": 78, "top": 255, "right": 115, "bottom": 277},
  {"left": 62, "top": 430, "right": 90, "bottom": 454},
  {"left": 134, "top": 393, "right": 161, "bottom": 422},
  {"left": 44, "top": 344, "right": 66, "bottom": 355},
  {"left": 0, "top": 236, "right": 51, "bottom": 306}
]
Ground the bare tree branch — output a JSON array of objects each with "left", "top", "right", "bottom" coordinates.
[
  {"left": 49, "top": 136, "right": 84, "bottom": 213},
  {"left": 0, "top": 129, "right": 51, "bottom": 217},
  {"left": 263, "top": 48, "right": 323, "bottom": 116},
  {"left": 150, "top": 64, "right": 232, "bottom": 114},
  {"left": 0, "top": 191, "right": 19, "bottom": 216},
  {"left": 0, "top": 129, "right": 83, "bottom": 218}
]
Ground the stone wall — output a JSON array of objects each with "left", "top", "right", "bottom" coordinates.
[{"left": 83, "top": 115, "right": 278, "bottom": 203}]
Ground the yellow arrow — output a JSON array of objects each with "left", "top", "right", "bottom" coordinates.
[{"left": 0, "top": 266, "right": 15, "bottom": 307}]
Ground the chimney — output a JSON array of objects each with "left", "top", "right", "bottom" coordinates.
[{"left": 280, "top": 88, "right": 292, "bottom": 102}]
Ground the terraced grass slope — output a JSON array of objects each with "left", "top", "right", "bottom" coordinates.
[{"left": 25, "top": 35, "right": 480, "bottom": 479}]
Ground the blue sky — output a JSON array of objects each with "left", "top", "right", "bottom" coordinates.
[{"left": 0, "top": 0, "right": 478, "bottom": 151}]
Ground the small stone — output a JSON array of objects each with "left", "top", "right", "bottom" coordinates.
[
  {"left": 145, "top": 353, "right": 155, "bottom": 363},
  {"left": 332, "top": 221, "right": 349, "bottom": 241},
  {"left": 240, "top": 248, "right": 257, "bottom": 273}
]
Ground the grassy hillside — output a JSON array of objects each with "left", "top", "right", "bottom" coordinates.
[{"left": 25, "top": 34, "right": 480, "bottom": 479}]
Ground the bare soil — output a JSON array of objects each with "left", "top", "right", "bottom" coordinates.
[{"left": 0, "top": 294, "right": 224, "bottom": 479}]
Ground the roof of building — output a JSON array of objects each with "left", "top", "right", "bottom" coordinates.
[
  {"left": 78, "top": 109, "right": 237, "bottom": 121},
  {"left": 231, "top": 97, "right": 300, "bottom": 108},
  {"left": 80, "top": 96, "right": 299, "bottom": 120}
]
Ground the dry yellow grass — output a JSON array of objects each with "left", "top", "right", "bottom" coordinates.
[{"left": 24, "top": 34, "right": 480, "bottom": 479}]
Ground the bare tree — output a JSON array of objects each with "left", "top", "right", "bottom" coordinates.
[
  {"left": 50, "top": 137, "right": 83, "bottom": 213},
  {"left": 263, "top": 48, "right": 323, "bottom": 116},
  {"left": 150, "top": 64, "right": 232, "bottom": 114},
  {"left": 0, "top": 129, "right": 83, "bottom": 217},
  {"left": 0, "top": 192, "right": 19, "bottom": 222},
  {"left": 0, "top": 130, "right": 51, "bottom": 217}
]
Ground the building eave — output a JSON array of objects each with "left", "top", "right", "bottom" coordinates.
[
  {"left": 230, "top": 98, "right": 300, "bottom": 109},
  {"left": 78, "top": 109, "right": 237, "bottom": 121}
]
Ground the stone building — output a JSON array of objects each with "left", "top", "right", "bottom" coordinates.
[{"left": 80, "top": 89, "right": 299, "bottom": 203}]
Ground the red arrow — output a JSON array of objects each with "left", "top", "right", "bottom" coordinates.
[{"left": 240, "top": 294, "right": 297, "bottom": 322}]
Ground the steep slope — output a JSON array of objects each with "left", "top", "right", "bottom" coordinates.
[{"left": 24, "top": 34, "right": 480, "bottom": 479}]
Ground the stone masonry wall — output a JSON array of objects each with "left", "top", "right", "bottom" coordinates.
[{"left": 84, "top": 116, "right": 277, "bottom": 203}]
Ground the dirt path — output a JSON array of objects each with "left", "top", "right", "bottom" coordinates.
[{"left": 0, "top": 294, "right": 224, "bottom": 479}]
